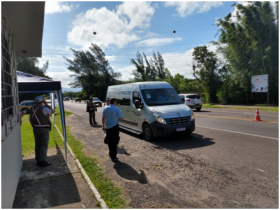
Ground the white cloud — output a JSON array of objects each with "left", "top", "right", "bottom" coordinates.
[
  {"left": 165, "top": 1, "right": 223, "bottom": 17},
  {"left": 162, "top": 50, "right": 194, "bottom": 78},
  {"left": 106, "top": 55, "right": 116, "bottom": 62},
  {"left": 45, "top": 1, "right": 77, "bottom": 14},
  {"left": 116, "top": 1, "right": 155, "bottom": 30},
  {"left": 115, "top": 65, "right": 135, "bottom": 81},
  {"left": 115, "top": 43, "right": 220, "bottom": 81},
  {"left": 162, "top": 43, "right": 219, "bottom": 78},
  {"left": 136, "top": 37, "right": 182, "bottom": 47},
  {"left": 37, "top": 45, "right": 75, "bottom": 87},
  {"left": 67, "top": 2, "right": 156, "bottom": 49},
  {"left": 38, "top": 45, "right": 72, "bottom": 69},
  {"left": 46, "top": 71, "right": 75, "bottom": 87}
]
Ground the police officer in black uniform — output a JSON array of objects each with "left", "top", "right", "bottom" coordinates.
[{"left": 87, "top": 98, "right": 97, "bottom": 125}]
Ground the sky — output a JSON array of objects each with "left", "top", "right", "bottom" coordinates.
[{"left": 38, "top": 1, "right": 240, "bottom": 92}]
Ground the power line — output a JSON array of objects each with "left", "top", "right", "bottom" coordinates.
[
  {"left": 39, "top": 43, "right": 208, "bottom": 60},
  {"left": 41, "top": 49, "right": 193, "bottom": 57},
  {"left": 38, "top": 47, "right": 198, "bottom": 63},
  {"left": 41, "top": 40, "right": 211, "bottom": 55},
  {"left": 38, "top": 52, "right": 195, "bottom": 63},
  {"left": 42, "top": 28, "right": 218, "bottom": 34}
]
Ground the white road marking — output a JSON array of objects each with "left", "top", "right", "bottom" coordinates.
[
  {"left": 196, "top": 125, "right": 278, "bottom": 140},
  {"left": 204, "top": 110, "right": 278, "bottom": 116}
]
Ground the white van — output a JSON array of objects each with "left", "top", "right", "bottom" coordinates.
[{"left": 106, "top": 82, "right": 195, "bottom": 140}]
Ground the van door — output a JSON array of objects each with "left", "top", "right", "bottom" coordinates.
[
  {"left": 118, "top": 90, "right": 132, "bottom": 128},
  {"left": 130, "top": 91, "right": 143, "bottom": 132}
]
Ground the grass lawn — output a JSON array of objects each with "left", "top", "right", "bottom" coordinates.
[
  {"left": 21, "top": 109, "right": 128, "bottom": 208},
  {"left": 202, "top": 104, "right": 278, "bottom": 112}
]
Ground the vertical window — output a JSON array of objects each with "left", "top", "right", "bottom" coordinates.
[
  {"left": 1, "top": 34, "right": 14, "bottom": 125},
  {"left": 119, "top": 91, "right": 130, "bottom": 106},
  {"left": 1, "top": 16, "right": 18, "bottom": 140},
  {"left": 106, "top": 92, "right": 119, "bottom": 102},
  {"left": 132, "top": 91, "right": 142, "bottom": 104}
]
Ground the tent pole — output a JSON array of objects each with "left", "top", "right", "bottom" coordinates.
[
  {"left": 56, "top": 90, "right": 67, "bottom": 164},
  {"left": 51, "top": 92, "right": 55, "bottom": 141}
]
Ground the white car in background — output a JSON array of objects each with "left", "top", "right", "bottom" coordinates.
[
  {"left": 92, "top": 97, "right": 102, "bottom": 107},
  {"left": 179, "top": 93, "right": 202, "bottom": 111}
]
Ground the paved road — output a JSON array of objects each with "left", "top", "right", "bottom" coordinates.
[
  {"left": 195, "top": 108, "right": 278, "bottom": 139},
  {"left": 63, "top": 102, "right": 278, "bottom": 139},
  {"left": 61, "top": 101, "right": 279, "bottom": 208}
]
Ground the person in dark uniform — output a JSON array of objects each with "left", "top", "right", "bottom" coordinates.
[
  {"left": 29, "top": 96, "right": 54, "bottom": 167},
  {"left": 106, "top": 99, "right": 110, "bottom": 106},
  {"left": 102, "top": 97, "right": 123, "bottom": 161},
  {"left": 87, "top": 98, "right": 97, "bottom": 125}
]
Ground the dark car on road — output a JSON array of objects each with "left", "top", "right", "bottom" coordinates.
[
  {"left": 64, "top": 97, "right": 69, "bottom": 101},
  {"left": 75, "top": 97, "right": 81, "bottom": 102}
]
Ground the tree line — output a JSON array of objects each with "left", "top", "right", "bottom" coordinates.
[{"left": 18, "top": 2, "right": 278, "bottom": 104}]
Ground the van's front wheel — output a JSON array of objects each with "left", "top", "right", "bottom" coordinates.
[{"left": 143, "top": 124, "right": 154, "bottom": 141}]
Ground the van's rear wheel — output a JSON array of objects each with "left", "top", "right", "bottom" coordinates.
[
  {"left": 196, "top": 107, "right": 201, "bottom": 111},
  {"left": 143, "top": 124, "right": 154, "bottom": 141}
]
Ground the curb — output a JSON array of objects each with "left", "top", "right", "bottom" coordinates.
[{"left": 54, "top": 123, "right": 108, "bottom": 209}]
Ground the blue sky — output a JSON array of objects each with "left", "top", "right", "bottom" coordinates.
[{"left": 38, "top": 1, "right": 239, "bottom": 91}]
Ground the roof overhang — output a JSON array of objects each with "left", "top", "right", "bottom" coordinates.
[{"left": 2, "top": 2, "right": 45, "bottom": 57}]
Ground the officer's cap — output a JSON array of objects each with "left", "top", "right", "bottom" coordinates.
[{"left": 35, "top": 96, "right": 44, "bottom": 103}]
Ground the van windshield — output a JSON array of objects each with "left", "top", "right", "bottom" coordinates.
[{"left": 141, "top": 88, "right": 182, "bottom": 106}]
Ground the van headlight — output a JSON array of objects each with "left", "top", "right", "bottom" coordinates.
[
  {"left": 152, "top": 110, "right": 166, "bottom": 124},
  {"left": 191, "top": 113, "right": 195, "bottom": 121}
]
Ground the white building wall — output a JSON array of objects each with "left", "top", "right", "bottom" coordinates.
[
  {"left": 1, "top": 124, "right": 22, "bottom": 208},
  {"left": 1, "top": 10, "right": 23, "bottom": 208}
]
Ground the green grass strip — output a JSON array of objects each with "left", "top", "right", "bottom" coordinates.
[
  {"left": 52, "top": 109, "right": 128, "bottom": 208},
  {"left": 202, "top": 104, "right": 278, "bottom": 112}
]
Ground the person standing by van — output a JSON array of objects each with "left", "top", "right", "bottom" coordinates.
[
  {"left": 87, "top": 98, "right": 97, "bottom": 125},
  {"left": 29, "top": 96, "right": 54, "bottom": 167},
  {"left": 102, "top": 97, "right": 123, "bottom": 161}
]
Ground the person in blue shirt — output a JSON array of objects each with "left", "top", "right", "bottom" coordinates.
[{"left": 102, "top": 97, "right": 123, "bottom": 161}]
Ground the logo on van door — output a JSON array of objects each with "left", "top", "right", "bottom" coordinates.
[
  {"left": 177, "top": 112, "right": 180, "bottom": 117},
  {"left": 134, "top": 112, "right": 140, "bottom": 116}
]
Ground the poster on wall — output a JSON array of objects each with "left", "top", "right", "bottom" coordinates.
[{"left": 251, "top": 74, "right": 268, "bottom": 92}]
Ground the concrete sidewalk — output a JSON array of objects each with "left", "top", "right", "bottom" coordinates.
[{"left": 12, "top": 147, "right": 101, "bottom": 208}]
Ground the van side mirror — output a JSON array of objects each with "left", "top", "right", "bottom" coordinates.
[
  {"left": 181, "top": 98, "right": 185, "bottom": 103},
  {"left": 135, "top": 100, "right": 142, "bottom": 109},
  {"left": 135, "top": 100, "right": 140, "bottom": 109}
]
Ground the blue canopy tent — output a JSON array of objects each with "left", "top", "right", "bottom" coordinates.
[{"left": 17, "top": 71, "right": 67, "bottom": 163}]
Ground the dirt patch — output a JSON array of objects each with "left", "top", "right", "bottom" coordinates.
[{"left": 65, "top": 112, "right": 278, "bottom": 208}]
